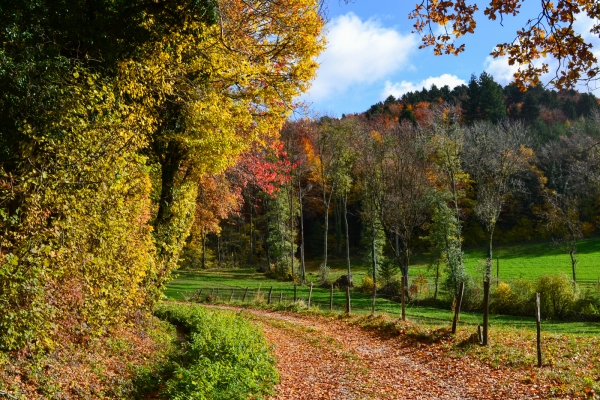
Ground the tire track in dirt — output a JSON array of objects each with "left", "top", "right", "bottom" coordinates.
[{"left": 206, "top": 306, "right": 540, "bottom": 400}]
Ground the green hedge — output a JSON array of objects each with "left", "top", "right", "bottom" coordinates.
[{"left": 154, "top": 303, "right": 278, "bottom": 399}]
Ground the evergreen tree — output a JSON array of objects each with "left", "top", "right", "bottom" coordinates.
[
  {"left": 520, "top": 91, "right": 541, "bottom": 122},
  {"left": 463, "top": 72, "right": 506, "bottom": 123}
]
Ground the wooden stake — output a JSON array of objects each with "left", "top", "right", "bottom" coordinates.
[
  {"left": 536, "top": 292, "right": 542, "bottom": 368},
  {"left": 452, "top": 281, "right": 465, "bottom": 334},
  {"left": 308, "top": 282, "right": 313, "bottom": 308},
  {"left": 267, "top": 286, "right": 273, "bottom": 304},
  {"left": 242, "top": 287, "right": 249, "bottom": 302},
  {"left": 229, "top": 289, "right": 234, "bottom": 302},
  {"left": 279, "top": 291, "right": 283, "bottom": 303}
]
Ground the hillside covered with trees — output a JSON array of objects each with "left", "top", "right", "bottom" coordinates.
[
  {"left": 195, "top": 72, "right": 600, "bottom": 292},
  {"left": 3, "top": 0, "right": 600, "bottom": 397}
]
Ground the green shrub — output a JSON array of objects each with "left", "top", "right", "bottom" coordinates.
[
  {"left": 154, "top": 303, "right": 278, "bottom": 399},
  {"left": 573, "top": 289, "right": 600, "bottom": 319},
  {"left": 490, "top": 279, "right": 535, "bottom": 316},
  {"left": 379, "top": 278, "right": 403, "bottom": 297},
  {"left": 359, "top": 276, "right": 381, "bottom": 294},
  {"left": 537, "top": 274, "right": 576, "bottom": 320}
]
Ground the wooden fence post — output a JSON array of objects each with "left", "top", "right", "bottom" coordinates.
[
  {"left": 308, "top": 282, "right": 313, "bottom": 308},
  {"left": 210, "top": 288, "right": 214, "bottom": 297},
  {"left": 229, "top": 289, "right": 234, "bottom": 302},
  {"left": 242, "top": 287, "right": 249, "bottom": 302},
  {"left": 452, "top": 281, "right": 465, "bottom": 334},
  {"left": 483, "top": 279, "right": 490, "bottom": 346},
  {"left": 279, "top": 291, "right": 283, "bottom": 303},
  {"left": 346, "top": 286, "right": 351, "bottom": 314},
  {"left": 330, "top": 284, "right": 334, "bottom": 311},
  {"left": 216, "top": 288, "right": 219, "bottom": 298},
  {"left": 536, "top": 292, "right": 542, "bottom": 367},
  {"left": 267, "top": 286, "right": 273, "bottom": 304},
  {"left": 294, "top": 284, "right": 297, "bottom": 302}
]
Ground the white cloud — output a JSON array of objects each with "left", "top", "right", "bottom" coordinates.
[
  {"left": 483, "top": 56, "right": 520, "bottom": 86},
  {"left": 306, "top": 13, "right": 418, "bottom": 100},
  {"left": 382, "top": 74, "right": 466, "bottom": 99},
  {"left": 484, "top": 54, "right": 557, "bottom": 87}
]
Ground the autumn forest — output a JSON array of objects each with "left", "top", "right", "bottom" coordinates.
[{"left": 2, "top": 0, "right": 600, "bottom": 398}]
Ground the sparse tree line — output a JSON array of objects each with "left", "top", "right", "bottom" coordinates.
[{"left": 190, "top": 73, "right": 600, "bottom": 323}]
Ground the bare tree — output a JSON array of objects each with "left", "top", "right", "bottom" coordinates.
[
  {"left": 463, "top": 119, "right": 533, "bottom": 345},
  {"left": 380, "top": 121, "right": 434, "bottom": 294},
  {"left": 354, "top": 122, "right": 387, "bottom": 314},
  {"left": 313, "top": 117, "right": 355, "bottom": 283},
  {"left": 428, "top": 105, "right": 469, "bottom": 298},
  {"left": 538, "top": 133, "right": 600, "bottom": 286}
]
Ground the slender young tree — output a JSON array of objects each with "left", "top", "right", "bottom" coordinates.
[
  {"left": 463, "top": 119, "right": 533, "bottom": 345},
  {"left": 311, "top": 117, "right": 355, "bottom": 283},
  {"left": 380, "top": 121, "right": 434, "bottom": 294}
]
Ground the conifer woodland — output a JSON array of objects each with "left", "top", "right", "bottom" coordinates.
[{"left": 2, "top": 0, "right": 600, "bottom": 398}]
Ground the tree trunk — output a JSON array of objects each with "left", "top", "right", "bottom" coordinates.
[
  {"left": 202, "top": 228, "right": 206, "bottom": 269},
  {"left": 152, "top": 139, "right": 198, "bottom": 285},
  {"left": 298, "top": 180, "right": 306, "bottom": 283},
  {"left": 217, "top": 235, "right": 221, "bottom": 266},
  {"left": 570, "top": 243, "right": 577, "bottom": 286},
  {"left": 289, "top": 181, "right": 295, "bottom": 277},
  {"left": 371, "top": 221, "right": 377, "bottom": 315},
  {"left": 486, "top": 226, "right": 495, "bottom": 281},
  {"left": 334, "top": 196, "right": 342, "bottom": 256},
  {"left": 249, "top": 194, "right": 254, "bottom": 264},
  {"left": 343, "top": 193, "right": 352, "bottom": 284},
  {"left": 323, "top": 199, "right": 329, "bottom": 276},
  {"left": 483, "top": 279, "right": 490, "bottom": 345},
  {"left": 402, "top": 248, "right": 410, "bottom": 297}
]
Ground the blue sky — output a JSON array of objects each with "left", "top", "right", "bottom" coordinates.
[{"left": 300, "top": 0, "right": 600, "bottom": 116}]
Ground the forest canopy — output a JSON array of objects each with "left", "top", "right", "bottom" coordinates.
[{"left": 0, "top": 0, "right": 325, "bottom": 349}]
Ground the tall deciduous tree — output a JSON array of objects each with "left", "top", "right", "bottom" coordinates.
[
  {"left": 381, "top": 121, "right": 434, "bottom": 294},
  {"left": 310, "top": 117, "right": 355, "bottom": 283},
  {"left": 0, "top": 0, "right": 324, "bottom": 348},
  {"left": 463, "top": 119, "right": 533, "bottom": 345},
  {"left": 428, "top": 106, "right": 469, "bottom": 298}
]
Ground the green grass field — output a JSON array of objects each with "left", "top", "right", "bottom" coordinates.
[
  {"left": 165, "top": 237, "right": 600, "bottom": 335},
  {"left": 461, "top": 238, "right": 600, "bottom": 284}
]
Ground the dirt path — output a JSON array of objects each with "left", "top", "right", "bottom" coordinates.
[{"left": 208, "top": 306, "right": 540, "bottom": 400}]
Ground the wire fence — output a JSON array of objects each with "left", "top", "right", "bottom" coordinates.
[{"left": 180, "top": 284, "right": 475, "bottom": 327}]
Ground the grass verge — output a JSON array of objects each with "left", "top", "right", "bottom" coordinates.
[{"left": 150, "top": 303, "right": 278, "bottom": 400}]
